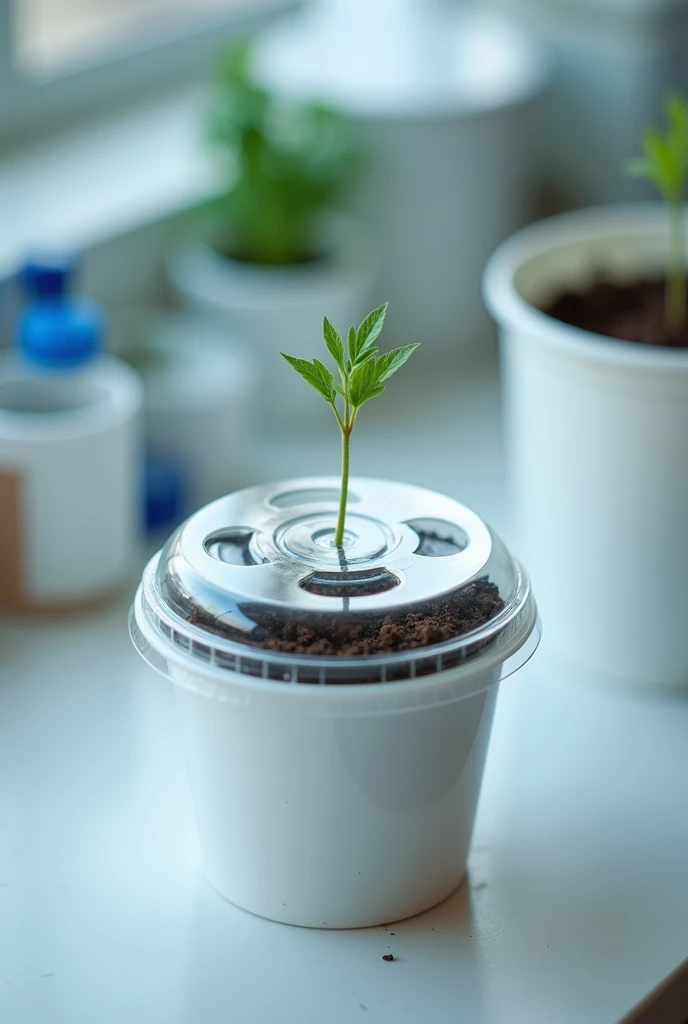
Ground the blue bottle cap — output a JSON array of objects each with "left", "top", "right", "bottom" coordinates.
[
  {"left": 19, "top": 300, "right": 103, "bottom": 369},
  {"left": 21, "top": 251, "right": 79, "bottom": 300}
]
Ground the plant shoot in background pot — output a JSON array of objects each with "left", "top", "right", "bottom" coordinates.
[
  {"left": 167, "top": 40, "right": 373, "bottom": 426},
  {"left": 207, "top": 41, "right": 359, "bottom": 266},
  {"left": 627, "top": 93, "right": 688, "bottom": 331},
  {"left": 543, "top": 91, "right": 688, "bottom": 348}
]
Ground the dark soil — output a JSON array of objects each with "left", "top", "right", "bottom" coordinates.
[
  {"left": 545, "top": 276, "right": 688, "bottom": 348},
  {"left": 188, "top": 578, "right": 504, "bottom": 657},
  {"left": 217, "top": 245, "right": 326, "bottom": 268}
]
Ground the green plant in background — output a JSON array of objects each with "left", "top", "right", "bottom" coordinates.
[
  {"left": 207, "top": 42, "right": 359, "bottom": 266},
  {"left": 627, "top": 93, "right": 688, "bottom": 330},
  {"left": 281, "top": 304, "right": 419, "bottom": 547}
]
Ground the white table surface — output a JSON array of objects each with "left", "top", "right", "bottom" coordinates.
[{"left": 1, "top": 357, "right": 687, "bottom": 1024}]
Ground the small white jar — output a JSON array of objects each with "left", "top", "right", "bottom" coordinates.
[{"left": 0, "top": 353, "right": 143, "bottom": 610}]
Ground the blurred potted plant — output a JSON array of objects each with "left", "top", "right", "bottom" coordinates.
[
  {"left": 484, "top": 93, "right": 688, "bottom": 690},
  {"left": 251, "top": 0, "right": 549, "bottom": 360},
  {"left": 131, "top": 302, "right": 539, "bottom": 928},
  {"left": 168, "top": 43, "right": 374, "bottom": 422}
]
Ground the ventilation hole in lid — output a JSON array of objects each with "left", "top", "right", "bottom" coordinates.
[
  {"left": 299, "top": 568, "right": 400, "bottom": 598},
  {"left": 204, "top": 529, "right": 267, "bottom": 565},
  {"left": 270, "top": 487, "right": 360, "bottom": 508},
  {"left": 405, "top": 518, "right": 469, "bottom": 557}
]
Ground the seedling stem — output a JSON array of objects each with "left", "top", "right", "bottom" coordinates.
[{"left": 281, "top": 304, "right": 419, "bottom": 547}]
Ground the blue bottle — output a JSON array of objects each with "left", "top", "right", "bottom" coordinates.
[
  {"left": 19, "top": 251, "right": 102, "bottom": 370},
  {"left": 0, "top": 251, "right": 144, "bottom": 611}
]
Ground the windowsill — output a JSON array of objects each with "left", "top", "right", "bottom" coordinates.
[{"left": 0, "top": 82, "right": 222, "bottom": 281}]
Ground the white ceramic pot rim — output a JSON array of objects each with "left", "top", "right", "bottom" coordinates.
[
  {"left": 483, "top": 202, "right": 688, "bottom": 374},
  {"left": 521, "top": 0, "right": 688, "bottom": 25},
  {"left": 170, "top": 212, "right": 374, "bottom": 313},
  {"left": 0, "top": 354, "right": 144, "bottom": 441},
  {"left": 130, "top": 586, "right": 540, "bottom": 715}
]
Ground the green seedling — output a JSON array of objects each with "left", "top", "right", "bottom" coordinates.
[
  {"left": 207, "top": 42, "right": 358, "bottom": 266},
  {"left": 627, "top": 92, "right": 688, "bottom": 329},
  {"left": 281, "top": 304, "right": 419, "bottom": 547}
]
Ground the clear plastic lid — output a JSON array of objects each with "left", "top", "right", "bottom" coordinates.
[{"left": 132, "top": 477, "right": 538, "bottom": 688}]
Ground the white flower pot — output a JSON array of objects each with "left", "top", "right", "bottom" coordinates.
[
  {"left": 484, "top": 204, "right": 688, "bottom": 689},
  {"left": 489, "top": 0, "right": 688, "bottom": 205},
  {"left": 253, "top": 2, "right": 549, "bottom": 358},
  {"left": 167, "top": 216, "right": 374, "bottom": 424}
]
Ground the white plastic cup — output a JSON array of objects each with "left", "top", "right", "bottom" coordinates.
[
  {"left": 132, "top": 608, "right": 538, "bottom": 929},
  {"left": 173, "top": 661, "right": 499, "bottom": 928},
  {"left": 484, "top": 204, "right": 688, "bottom": 690},
  {"left": 131, "top": 477, "right": 538, "bottom": 926},
  {"left": 132, "top": 597, "right": 515, "bottom": 928}
]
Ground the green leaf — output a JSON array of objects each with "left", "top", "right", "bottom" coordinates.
[
  {"left": 352, "top": 382, "right": 386, "bottom": 409},
  {"left": 347, "top": 325, "right": 358, "bottom": 365},
  {"left": 665, "top": 93, "right": 688, "bottom": 142},
  {"left": 280, "top": 353, "right": 336, "bottom": 402},
  {"left": 353, "top": 302, "right": 388, "bottom": 365},
  {"left": 374, "top": 343, "right": 420, "bottom": 383},
  {"left": 626, "top": 95, "right": 688, "bottom": 203},
  {"left": 349, "top": 356, "right": 385, "bottom": 408},
  {"left": 322, "top": 317, "right": 344, "bottom": 371}
]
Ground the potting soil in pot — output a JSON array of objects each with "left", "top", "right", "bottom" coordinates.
[
  {"left": 546, "top": 277, "right": 688, "bottom": 348},
  {"left": 188, "top": 577, "right": 503, "bottom": 658}
]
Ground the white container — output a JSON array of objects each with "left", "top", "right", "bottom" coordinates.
[
  {"left": 253, "top": 1, "right": 549, "bottom": 358},
  {"left": 131, "top": 477, "right": 539, "bottom": 927},
  {"left": 113, "top": 309, "right": 256, "bottom": 506},
  {"left": 0, "top": 353, "right": 143, "bottom": 610},
  {"left": 484, "top": 204, "right": 688, "bottom": 689},
  {"left": 489, "top": 0, "right": 688, "bottom": 206},
  {"left": 168, "top": 215, "right": 374, "bottom": 424}
]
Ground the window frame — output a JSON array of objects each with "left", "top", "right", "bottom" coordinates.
[{"left": 0, "top": 0, "right": 298, "bottom": 142}]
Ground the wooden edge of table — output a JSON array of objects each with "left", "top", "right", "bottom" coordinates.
[{"left": 620, "top": 956, "right": 688, "bottom": 1024}]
